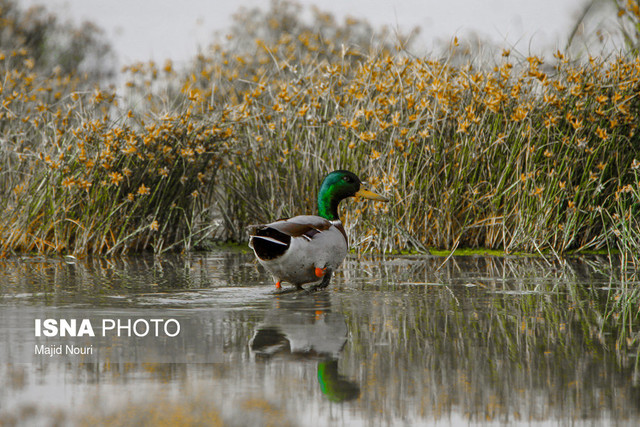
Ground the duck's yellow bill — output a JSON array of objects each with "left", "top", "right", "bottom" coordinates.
[{"left": 355, "top": 189, "right": 389, "bottom": 202}]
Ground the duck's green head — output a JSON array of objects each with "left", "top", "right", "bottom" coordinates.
[{"left": 317, "top": 170, "right": 388, "bottom": 220}]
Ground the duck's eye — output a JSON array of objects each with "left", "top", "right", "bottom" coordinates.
[{"left": 343, "top": 176, "right": 353, "bottom": 183}]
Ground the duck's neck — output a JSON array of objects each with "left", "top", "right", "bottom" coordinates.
[{"left": 317, "top": 189, "right": 341, "bottom": 221}]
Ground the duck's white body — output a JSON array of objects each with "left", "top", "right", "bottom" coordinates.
[{"left": 249, "top": 215, "right": 347, "bottom": 289}]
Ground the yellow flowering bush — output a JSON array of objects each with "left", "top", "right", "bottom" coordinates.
[{"left": 2, "top": 0, "right": 640, "bottom": 258}]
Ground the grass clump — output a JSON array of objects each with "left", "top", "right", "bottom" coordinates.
[
  {"left": 1, "top": 0, "right": 640, "bottom": 259},
  {"left": 0, "top": 9, "right": 230, "bottom": 255},
  {"left": 0, "top": 67, "right": 231, "bottom": 254}
]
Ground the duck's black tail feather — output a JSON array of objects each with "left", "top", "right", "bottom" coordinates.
[{"left": 249, "top": 227, "right": 291, "bottom": 260}]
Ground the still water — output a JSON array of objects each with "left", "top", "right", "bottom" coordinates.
[{"left": 0, "top": 251, "right": 639, "bottom": 426}]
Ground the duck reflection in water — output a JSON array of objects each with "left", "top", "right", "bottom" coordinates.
[{"left": 249, "top": 292, "right": 359, "bottom": 402}]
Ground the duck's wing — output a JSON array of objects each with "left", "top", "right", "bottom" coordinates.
[
  {"left": 267, "top": 215, "right": 333, "bottom": 240},
  {"left": 248, "top": 215, "right": 334, "bottom": 260}
]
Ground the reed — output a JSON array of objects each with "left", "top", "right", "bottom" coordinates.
[{"left": 1, "top": 0, "right": 640, "bottom": 258}]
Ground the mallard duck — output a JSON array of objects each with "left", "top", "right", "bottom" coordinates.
[{"left": 248, "top": 170, "right": 388, "bottom": 291}]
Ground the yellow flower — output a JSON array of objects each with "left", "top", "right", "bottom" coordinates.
[
  {"left": 595, "top": 95, "right": 608, "bottom": 104},
  {"left": 137, "top": 184, "right": 150, "bottom": 196},
  {"left": 457, "top": 119, "right": 471, "bottom": 134},
  {"left": 61, "top": 177, "right": 75, "bottom": 189},
  {"left": 511, "top": 105, "right": 528, "bottom": 122},
  {"left": 108, "top": 172, "right": 124, "bottom": 186},
  {"left": 620, "top": 184, "right": 633, "bottom": 193},
  {"left": 359, "top": 131, "right": 376, "bottom": 142},
  {"left": 150, "top": 220, "right": 159, "bottom": 231},
  {"left": 544, "top": 114, "right": 559, "bottom": 128},
  {"left": 570, "top": 117, "right": 583, "bottom": 131},
  {"left": 163, "top": 59, "right": 173, "bottom": 74},
  {"left": 595, "top": 126, "right": 608, "bottom": 140},
  {"left": 297, "top": 104, "right": 309, "bottom": 117},
  {"left": 77, "top": 179, "right": 92, "bottom": 192},
  {"left": 617, "top": 101, "right": 630, "bottom": 115}
]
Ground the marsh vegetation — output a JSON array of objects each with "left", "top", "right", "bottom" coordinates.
[{"left": 1, "top": 0, "right": 640, "bottom": 261}]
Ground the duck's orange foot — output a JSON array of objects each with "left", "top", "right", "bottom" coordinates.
[
  {"left": 315, "top": 267, "right": 327, "bottom": 278},
  {"left": 275, "top": 280, "right": 282, "bottom": 289}
]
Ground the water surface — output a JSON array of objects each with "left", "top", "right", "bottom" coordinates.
[{"left": 1, "top": 251, "right": 638, "bottom": 425}]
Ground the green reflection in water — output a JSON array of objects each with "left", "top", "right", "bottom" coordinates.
[{"left": 317, "top": 360, "right": 359, "bottom": 403}]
